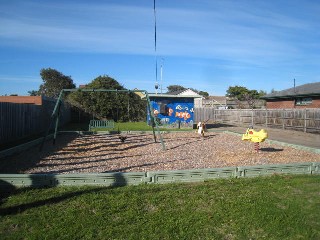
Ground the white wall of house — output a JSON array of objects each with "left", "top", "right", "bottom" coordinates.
[
  {"left": 179, "top": 89, "right": 200, "bottom": 96},
  {"left": 194, "top": 98, "right": 203, "bottom": 108}
]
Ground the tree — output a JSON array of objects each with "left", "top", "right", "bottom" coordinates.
[
  {"left": 166, "top": 85, "right": 209, "bottom": 97},
  {"left": 226, "top": 85, "right": 264, "bottom": 109},
  {"left": 243, "top": 90, "right": 260, "bottom": 109},
  {"left": 270, "top": 88, "right": 277, "bottom": 94},
  {"left": 28, "top": 90, "right": 39, "bottom": 96},
  {"left": 68, "top": 75, "right": 146, "bottom": 122},
  {"left": 38, "top": 68, "right": 76, "bottom": 98},
  {"left": 198, "top": 91, "right": 209, "bottom": 98},
  {"left": 226, "top": 86, "right": 249, "bottom": 101},
  {"left": 167, "top": 85, "right": 186, "bottom": 93},
  {"left": 259, "top": 90, "right": 267, "bottom": 96}
]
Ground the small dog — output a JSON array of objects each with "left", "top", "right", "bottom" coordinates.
[{"left": 197, "top": 121, "right": 206, "bottom": 137}]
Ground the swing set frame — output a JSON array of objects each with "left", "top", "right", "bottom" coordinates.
[{"left": 40, "top": 88, "right": 166, "bottom": 151}]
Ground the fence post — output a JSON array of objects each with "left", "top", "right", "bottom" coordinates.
[
  {"left": 304, "top": 108, "right": 307, "bottom": 133},
  {"left": 265, "top": 109, "right": 268, "bottom": 127},
  {"left": 282, "top": 109, "right": 285, "bottom": 130}
]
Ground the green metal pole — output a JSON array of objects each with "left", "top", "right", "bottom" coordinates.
[
  {"left": 75, "top": 88, "right": 146, "bottom": 93},
  {"left": 52, "top": 90, "right": 64, "bottom": 145},
  {"left": 147, "top": 99, "right": 157, "bottom": 143},
  {"left": 53, "top": 102, "right": 61, "bottom": 145},
  {"left": 145, "top": 91, "right": 166, "bottom": 150},
  {"left": 52, "top": 90, "right": 64, "bottom": 117},
  {"left": 39, "top": 90, "right": 64, "bottom": 151}
]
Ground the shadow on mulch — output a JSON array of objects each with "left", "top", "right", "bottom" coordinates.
[
  {"left": 0, "top": 133, "right": 78, "bottom": 174},
  {"left": 260, "top": 147, "right": 284, "bottom": 152},
  {"left": 207, "top": 123, "right": 235, "bottom": 128}
]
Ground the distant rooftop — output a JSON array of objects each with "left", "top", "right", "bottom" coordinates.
[
  {"left": 148, "top": 88, "right": 202, "bottom": 98},
  {"left": 262, "top": 82, "right": 320, "bottom": 99}
]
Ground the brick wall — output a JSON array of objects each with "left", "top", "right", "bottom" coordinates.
[
  {"left": 266, "top": 97, "right": 320, "bottom": 109},
  {"left": 266, "top": 99, "right": 294, "bottom": 109},
  {"left": 295, "top": 97, "right": 320, "bottom": 108},
  {"left": 313, "top": 98, "right": 320, "bottom": 107},
  {"left": 0, "top": 96, "right": 42, "bottom": 105}
]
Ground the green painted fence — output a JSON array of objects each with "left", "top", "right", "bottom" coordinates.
[
  {"left": 147, "top": 167, "right": 237, "bottom": 184},
  {"left": 0, "top": 162, "right": 319, "bottom": 190},
  {"left": 88, "top": 120, "right": 115, "bottom": 131},
  {"left": 237, "top": 163, "right": 316, "bottom": 177}
]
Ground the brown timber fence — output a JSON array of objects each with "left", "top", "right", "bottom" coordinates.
[
  {"left": 194, "top": 108, "right": 320, "bottom": 133},
  {"left": 0, "top": 99, "right": 70, "bottom": 147}
]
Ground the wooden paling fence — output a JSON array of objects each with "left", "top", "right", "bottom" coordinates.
[
  {"left": 0, "top": 103, "right": 40, "bottom": 146},
  {"left": 194, "top": 108, "right": 320, "bottom": 133},
  {"left": 0, "top": 100, "right": 70, "bottom": 146}
]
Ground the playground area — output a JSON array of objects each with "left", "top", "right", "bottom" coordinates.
[{"left": 0, "top": 131, "right": 319, "bottom": 174}]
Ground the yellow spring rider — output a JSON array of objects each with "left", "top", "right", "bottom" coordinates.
[{"left": 242, "top": 128, "right": 268, "bottom": 151}]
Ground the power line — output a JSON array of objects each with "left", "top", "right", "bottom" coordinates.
[{"left": 154, "top": 0, "right": 158, "bottom": 92}]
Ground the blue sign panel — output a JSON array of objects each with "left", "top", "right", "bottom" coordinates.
[{"left": 148, "top": 97, "right": 195, "bottom": 126}]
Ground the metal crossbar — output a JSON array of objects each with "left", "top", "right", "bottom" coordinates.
[
  {"left": 40, "top": 88, "right": 166, "bottom": 151},
  {"left": 89, "top": 120, "right": 115, "bottom": 131}
]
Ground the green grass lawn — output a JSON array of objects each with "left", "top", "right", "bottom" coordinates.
[
  {"left": 63, "top": 121, "right": 193, "bottom": 132},
  {"left": 1, "top": 175, "right": 319, "bottom": 239},
  {"left": 113, "top": 121, "right": 193, "bottom": 131}
]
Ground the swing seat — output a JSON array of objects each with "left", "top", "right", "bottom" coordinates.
[{"left": 89, "top": 120, "right": 115, "bottom": 131}]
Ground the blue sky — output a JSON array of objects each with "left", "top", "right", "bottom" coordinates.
[{"left": 1, "top": 0, "right": 320, "bottom": 96}]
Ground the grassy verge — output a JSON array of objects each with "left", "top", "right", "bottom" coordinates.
[
  {"left": 1, "top": 175, "right": 319, "bottom": 239},
  {"left": 113, "top": 122, "right": 193, "bottom": 132},
  {"left": 62, "top": 121, "right": 194, "bottom": 132}
]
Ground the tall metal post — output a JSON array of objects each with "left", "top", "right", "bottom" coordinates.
[
  {"left": 145, "top": 91, "right": 166, "bottom": 150},
  {"left": 40, "top": 90, "right": 64, "bottom": 151},
  {"left": 53, "top": 102, "right": 61, "bottom": 145}
]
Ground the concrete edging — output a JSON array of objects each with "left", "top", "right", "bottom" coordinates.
[{"left": 0, "top": 162, "right": 319, "bottom": 189}]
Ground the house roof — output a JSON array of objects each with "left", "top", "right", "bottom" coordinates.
[
  {"left": 261, "top": 82, "right": 320, "bottom": 99},
  {"left": 147, "top": 88, "right": 202, "bottom": 99},
  {"left": 0, "top": 96, "right": 56, "bottom": 105},
  {"left": 206, "top": 96, "right": 228, "bottom": 102},
  {"left": 147, "top": 93, "right": 202, "bottom": 99},
  {"left": 169, "top": 88, "right": 201, "bottom": 96}
]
